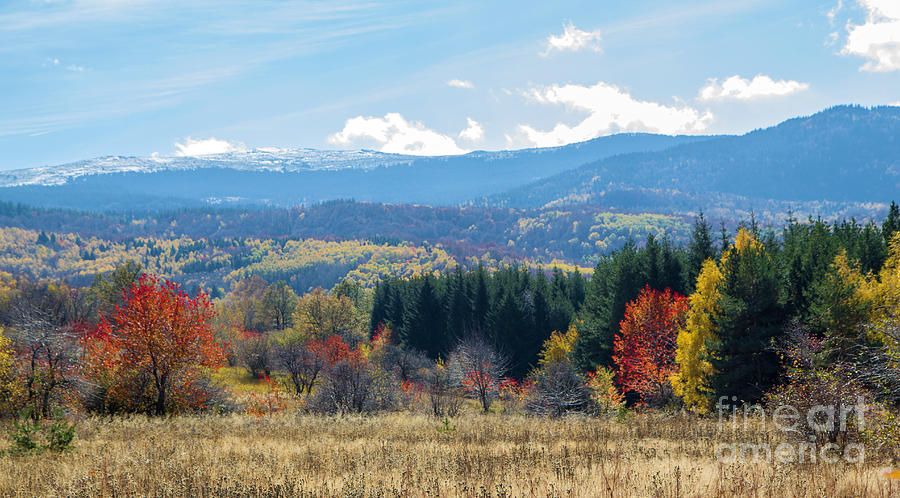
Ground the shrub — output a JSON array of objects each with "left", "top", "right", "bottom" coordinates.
[
  {"left": 310, "top": 353, "right": 397, "bottom": 414},
  {"left": 586, "top": 367, "right": 625, "bottom": 415},
  {"left": 765, "top": 327, "right": 871, "bottom": 445},
  {"left": 423, "top": 360, "right": 463, "bottom": 417},
  {"left": 525, "top": 361, "right": 590, "bottom": 417}
]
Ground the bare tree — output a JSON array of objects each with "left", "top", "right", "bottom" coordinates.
[
  {"left": 448, "top": 334, "right": 508, "bottom": 412},
  {"left": 311, "top": 357, "right": 375, "bottom": 414},
  {"left": 375, "top": 343, "right": 429, "bottom": 383},
  {"left": 232, "top": 331, "right": 272, "bottom": 378},
  {"left": 270, "top": 334, "right": 326, "bottom": 398},
  {"left": 423, "top": 360, "right": 463, "bottom": 417},
  {"left": 526, "top": 361, "right": 590, "bottom": 417},
  {"left": 847, "top": 307, "right": 900, "bottom": 404},
  {"left": 9, "top": 283, "right": 84, "bottom": 418}
]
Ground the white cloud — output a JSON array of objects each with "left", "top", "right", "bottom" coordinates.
[
  {"left": 517, "top": 81, "right": 712, "bottom": 147},
  {"left": 542, "top": 22, "right": 602, "bottom": 55},
  {"left": 698, "top": 75, "right": 809, "bottom": 101},
  {"left": 174, "top": 137, "right": 244, "bottom": 156},
  {"left": 447, "top": 79, "right": 474, "bottom": 89},
  {"left": 458, "top": 118, "right": 484, "bottom": 142},
  {"left": 842, "top": 0, "right": 900, "bottom": 71},
  {"left": 329, "top": 113, "right": 468, "bottom": 156}
]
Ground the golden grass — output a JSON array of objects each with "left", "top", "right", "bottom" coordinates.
[{"left": 0, "top": 410, "right": 897, "bottom": 497}]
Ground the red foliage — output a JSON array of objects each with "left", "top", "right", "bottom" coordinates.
[
  {"left": 84, "top": 274, "right": 226, "bottom": 415},
  {"left": 307, "top": 335, "right": 352, "bottom": 365},
  {"left": 612, "top": 286, "right": 688, "bottom": 405}
]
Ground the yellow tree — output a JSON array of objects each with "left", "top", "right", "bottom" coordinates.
[
  {"left": 537, "top": 323, "right": 578, "bottom": 367},
  {"left": 293, "top": 288, "right": 362, "bottom": 343},
  {"left": 869, "top": 233, "right": 900, "bottom": 349},
  {"left": 0, "top": 327, "right": 21, "bottom": 414},
  {"left": 671, "top": 258, "right": 722, "bottom": 413},
  {"left": 814, "top": 250, "right": 874, "bottom": 359}
]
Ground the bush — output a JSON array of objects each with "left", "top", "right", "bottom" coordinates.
[
  {"left": 422, "top": 360, "right": 463, "bottom": 417},
  {"left": 525, "top": 362, "right": 590, "bottom": 417},
  {"left": 765, "top": 327, "right": 871, "bottom": 445},
  {"left": 586, "top": 367, "right": 625, "bottom": 415},
  {"left": 310, "top": 354, "right": 398, "bottom": 414}
]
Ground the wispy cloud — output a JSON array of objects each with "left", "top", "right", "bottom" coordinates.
[
  {"left": 698, "top": 75, "right": 809, "bottom": 101},
  {"left": 0, "top": 1, "right": 447, "bottom": 137},
  {"left": 447, "top": 78, "right": 474, "bottom": 89},
  {"left": 542, "top": 22, "right": 602, "bottom": 56}
]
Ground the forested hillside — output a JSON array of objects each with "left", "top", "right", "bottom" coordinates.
[
  {"left": 0, "top": 200, "right": 691, "bottom": 266},
  {"left": 489, "top": 106, "right": 900, "bottom": 216}
]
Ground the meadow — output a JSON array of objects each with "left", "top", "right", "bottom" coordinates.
[{"left": 0, "top": 407, "right": 897, "bottom": 497}]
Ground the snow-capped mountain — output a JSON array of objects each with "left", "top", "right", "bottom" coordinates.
[
  {"left": 0, "top": 148, "right": 418, "bottom": 188},
  {"left": 0, "top": 133, "right": 708, "bottom": 210}
]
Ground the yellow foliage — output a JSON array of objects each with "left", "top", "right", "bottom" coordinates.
[
  {"left": 869, "top": 233, "right": 900, "bottom": 349},
  {"left": 671, "top": 259, "right": 722, "bottom": 413},
  {"left": 537, "top": 324, "right": 578, "bottom": 367},
  {"left": 0, "top": 327, "right": 20, "bottom": 413}
]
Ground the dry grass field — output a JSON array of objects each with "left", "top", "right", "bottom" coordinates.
[{"left": 0, "top": 409, "right": 898, "bottom": 497}]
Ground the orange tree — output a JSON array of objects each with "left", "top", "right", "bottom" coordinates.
[
  {"left": 612, "top": 286, "right": 688, "bottom": 405},
  {"left": 84, "top": 274, "right": 226, "bottom": 415}
]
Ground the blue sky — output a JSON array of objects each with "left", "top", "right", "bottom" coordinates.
[{"left": 1, "top": 0, "right": 898, "bottom": 169}]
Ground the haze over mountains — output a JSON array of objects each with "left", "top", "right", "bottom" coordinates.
[
  {"left": 0, "top": 105, "right": 896, "bottom": 221},
  {"left": 0, "top": 133, "right": 705, "bottom": 211}
]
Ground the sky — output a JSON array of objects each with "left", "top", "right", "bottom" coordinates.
[{"left": 1, "top": 0, "right": 899, "bottom": 169}]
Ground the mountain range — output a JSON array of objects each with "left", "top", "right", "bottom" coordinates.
[{"left": 0, "top": 105, "right": 896, "bottom": 220}]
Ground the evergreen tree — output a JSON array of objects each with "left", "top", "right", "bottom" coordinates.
[
  {"left": 401, "top": 276, "right": 446, "bottom": 358},
  {"left": 445, "top": 266, "right": 472, "bottom": 341},
  {"left": 472, "top": 265, "right": 491, "bottom": 334},
  {"left": 686, "top": 212, "right": 715, "bottom": 288},
  {"left": 883, "top": 201, "right": 900, "bottom": 243},
  {"left": 709, "top": 229, "right": 787, "bottom": 403}
]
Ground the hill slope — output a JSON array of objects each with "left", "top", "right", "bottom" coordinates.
[{"left": 490, "top": 106, "right": 900, "bottom": 213}]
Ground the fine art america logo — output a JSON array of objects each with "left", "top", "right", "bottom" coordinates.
[{"left": 714, "top": 396, "right": 867, "bottom": 464}]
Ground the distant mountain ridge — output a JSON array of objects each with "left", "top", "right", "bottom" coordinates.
[
  {"left": 0, "top": 105, "right": 896, "bottom": 217},
  {"left": 487, "top": 105, "right": 900, "bottom": 212},
  {"left": 0, "top": 134, "right": 708, "bottom": 210}
]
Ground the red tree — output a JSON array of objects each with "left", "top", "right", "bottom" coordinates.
[
  {"left": 85, "top": 274, "right": 226, "bottom": 415},
  {"left": 612, "top": 286, "right": 688, "bottom": 405}
]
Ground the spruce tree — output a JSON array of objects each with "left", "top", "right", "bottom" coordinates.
[
  {"left": 686, "top": 212, "right": 715, "bottom": 288},
  {"left": 883, "top": 200, "right": 900, "bottom": 243},
  {"left": 710, "top": 230, "right": 787, "bottom": 403}
]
